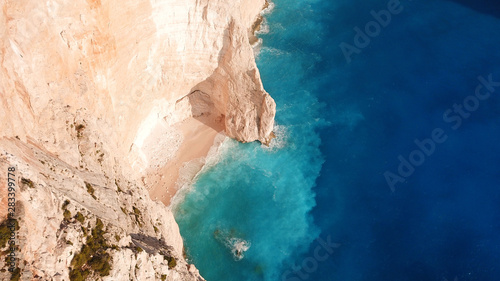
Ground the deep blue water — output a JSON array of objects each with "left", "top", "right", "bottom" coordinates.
[{"left": 175, "top": 0, "right": 500, "bottom": 280}]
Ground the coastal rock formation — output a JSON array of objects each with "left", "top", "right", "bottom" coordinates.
[
  {"left": 0, "top": 139, "right": 202, "bottom": 280},
  {"left": 0, "top": 0, "right": 274, "bottom": 279}
]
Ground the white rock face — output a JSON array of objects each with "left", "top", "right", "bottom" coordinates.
[
  {"left": 0, "top": 139, "right": 202, "bottom": 280},
  {"left": 0, "top": 0, "right": 274, "bottom": 279},
  {"left": 0, "top": 0, "right": 275, "bottom": 153}
]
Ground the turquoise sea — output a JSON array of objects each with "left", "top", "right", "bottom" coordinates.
[{"left": 175, "top": 0, "right": 500, "bottom": 280}]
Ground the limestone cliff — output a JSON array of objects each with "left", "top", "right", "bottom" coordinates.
[
  {"left": 0, "top": 139, "right": 203, "bottom": 280},
  {"left": 0, "top": 0, "right": 274, "bottom": 280}
]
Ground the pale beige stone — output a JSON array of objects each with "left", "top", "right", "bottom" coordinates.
[{"left": 0, "top": 0, "right": 274, "bottom": 279}]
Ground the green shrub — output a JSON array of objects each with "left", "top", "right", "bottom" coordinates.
[
  {"left": 164, "top": 255, "right": 176, "bottom": 269},
  {"left": 0, "top": 219, "right": 18, "bottom": 248},
  {"left": 85, "top": 182, "right": 96, "bottom": 200},
  {"left": 69, "top": 269, "right": 86, "bottom": 281},
  {"left": 81, "top": 226, "right": 88, "bottom": 237},
  {"left": 62, "top": 200, "right": 70, "bottom": 210},
  {"left": 63, "top": 210, "right": 72, "bottom": 222},
  {"left": 69, "top": 218, "right": 112, "bottom": 280},
  {"left": 21, "top": 178, "right": 34, "bottom": 188},
  {"left": 10, "top": 267, "right": 20, "bottom": 281},
  {"left": 132, "top": 206, "right": 142, "bottom": 226},
  {"left": 88, "top": 253, "right": 111, "bottom": 276},
  {"left": 75, "top": 124, "right": 85, "bottom": 138},
  {"left": 133, "top": 206, "right": 141, "bottom": 216},
  {"left": 115, "top": 179, "right": 123, "bottom": 193},
  {"left": 75, "top": 212, "right": 85, "bottom": 224}
]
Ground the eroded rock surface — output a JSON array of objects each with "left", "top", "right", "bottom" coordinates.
[{"left": 0, "top": 0, "right": 274, "bottom": 279}]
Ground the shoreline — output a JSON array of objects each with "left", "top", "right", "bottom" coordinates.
[
  {"left": 168, "top": 132, "right": 227, "bottom": 209},
  {"left": 147, "top": 116, "right": 225, "bottom": 206},
  {"left": 149, "top": 1, "right": 274, "bottom": 207},
  {"left": 249, "top": 15, "right": 265, "bottom": 45},
  {"left": 249, "top": 0, "right": 273, "bottom": 45}
]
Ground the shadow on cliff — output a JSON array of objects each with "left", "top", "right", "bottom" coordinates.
[
  {"left": 130, "top": 233, "right": 174, "bottom": 255},
  {"left": 186, "top": 90, "right": 225, "bottom": 133},
  {"left": 447, "top": 0, "right": 500, "bottom": 18}
]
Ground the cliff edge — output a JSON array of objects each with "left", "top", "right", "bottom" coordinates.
[{"left": 0, "top": 0, "right": 274, "bottom": 279}]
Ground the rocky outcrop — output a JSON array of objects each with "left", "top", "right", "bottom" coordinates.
[
  {"left": 0, "top": 138, "right": 203, "bottom": 280},
  {"left": 0, "top": 0, "right": 275, "bottom": 159},
  {"left": 0, "top": 0, "right": 274, "bottom": 279},
  {"left": 192, "top": 18, "right": 276, "bottom": 144}
]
